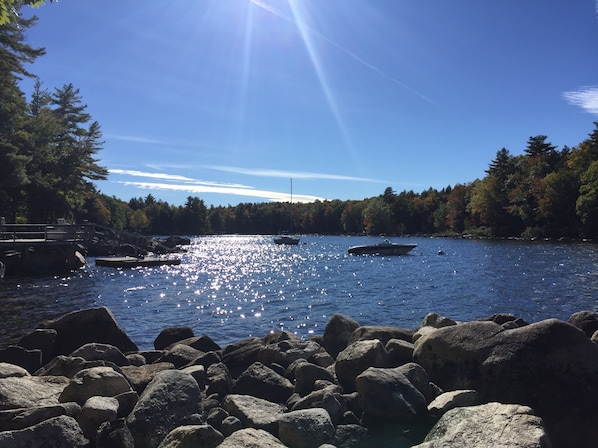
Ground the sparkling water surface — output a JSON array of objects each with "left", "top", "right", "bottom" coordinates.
[{"left": 1, "top": 235, "right": 597, "bottom": 349}]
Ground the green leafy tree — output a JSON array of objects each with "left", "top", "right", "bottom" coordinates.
[{"left": 576, "top": 160, "right": 598, "bottom": 237}]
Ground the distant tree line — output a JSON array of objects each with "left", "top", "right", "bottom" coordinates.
[{"left": 2, "top": 9, "right": 597, "bottom": 239}]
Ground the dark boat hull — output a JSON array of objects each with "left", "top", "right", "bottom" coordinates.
[
  {"left": 348, "top": 243, "right": 416, "bottom": 256},
  {"left": 95, "top": 256, "right": 181, "bottom": 268}
]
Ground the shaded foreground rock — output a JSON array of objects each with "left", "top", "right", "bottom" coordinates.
[
  {"left": 6, "top": 308, "right": 598, "bottom": 447},
  {"left": 413, "top": 402, "right": 551, "bottom": 448}
]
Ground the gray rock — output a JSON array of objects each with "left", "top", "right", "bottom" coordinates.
[
  {"left": 126, "top": 370, "right": 203, "bottom": 448},
  {"left": 125, "top": 353, "right": 146, "bottom": 366},
  {"left": 258, "top": 339, "right": 322, "bottom": 369},
  {"left": 356, "top": 366, "right": 427, "bottom": 422},
  {"left": 414, "top": 318, "right": 598, "bottom": 447},
  {"left": 218, "top": 427, "right": 286, "bottom": 448},
  {"left": 349, "top": 325, "right": 415, "bottom": 345},
  {"left": 333, "top": 424, "right": 371, "bottom": 448},
  {"left": 157, "top": 343, "right": 202, "bottom": 368},
  {"left": 427, "top": 390, "right": 479, "bottom": 416},
  {"left": 0, "top": 345, "right": 42, "bottom": 373},
  {"left": 396, "top": 362, "right": 435, "bottom": 403},
  {"left": 0, "top": 375, "right": 70, "bottom": 410},
  {"left": 290, "top": 387, "right": 344, "bottom": 425},
  {"left": 206, "top": 361, "right": 233, "bottom": 397},
  {"left": 223, "top": 394, "right": 285, "bottom": 435},
  {"left": 568, "top": 310, "right": 598, "bottom": 338},
  {"left": 221, "top": 415, "right": 243, "bottom": 436},
  {"left": 421, "top": 312, "right": 457, "bottom": 329},
  {"left": 309, "top": 351, "right": 334, "bottom": 368},
  {"left": 335, "top": 339, "right": 388, "bottom": 392},
  {"left": 385, "top": 338, "right": 414, "bottom": 367},
  {"left": 294, "top": 361, "right": 336, "bottom": 396},
  {"left": 205, "top": 406, "right": 228, "bottom": 430},
  {"left": 59, "top": 366, "right": 134, "bottom": 405},
  {"left": 0, "top": 362, "right": 30, "bottom": 378},
  {"left": 70, "top": 343, "right": 130, "bottom": 366},
  {"left": 154, "top": 326, "right": 195, "bottom": 350},
  {"left": 17, "top": 328, "right": 57, "bottom": 365},
  {"left": 0, "top": 415, "right": 88, "bottom": 447},
  {"left": 157, "top": 424, "right": 224, "bottom": 448},
  {"left": 222, "top": 337, "right": 266, "bottom": 379},
  {"left": 78, "top": 395, "right": 119, "bottom": 439},
  {"left": 322, "top": 314, "right": 361, "bottom": 359},
  {"left": 412, "top": 326, "right": 438, "bottom": 343},
  {"left": 278, "top": 408, "right": 335, "bottom": 448},
  {"left": 413, "top": 402, "right": 551, "bottom": 448},
  {"left": 166, "top": 334, "right": 221, "bottom": 353},
  {"left": 95, "top": 418, "right": 134, "bottom": 448},
  {"left": 232, "top": 362, "right": 294, "bottom": 403},
  {"left": 181, "top": 364, "right": 206, "bottom": 390},
  {"left": 0, "top": 402, "right": 81, "bottom": 431},
  {"left": 477, "top": 313, "right": 528, "bottom": 328},
  {"left": 120, "top": 362, "right": 175, "bottom": 394},
  {"left": 43, "top": 307, "right": 137, "bottom": 356},
  {"left": 35, "top": 355, "right": 118, "bottom": 378}
]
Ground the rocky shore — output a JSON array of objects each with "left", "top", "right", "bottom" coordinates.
[{"left": 1, "top": 307, "right": 598, "bottom": 447}]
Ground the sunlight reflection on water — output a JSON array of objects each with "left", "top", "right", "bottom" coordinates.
[{"left": 1, "top": 235, "right": 597, "bottom": 349}]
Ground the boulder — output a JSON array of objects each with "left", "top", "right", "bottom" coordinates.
[
  {"left": 221, "top": 415, "right": 243, "bottom": 437},
  {"left": 206, "top": 362, "right": 233, "bottom": 397},
  {"left": 322, "top": 313, "right": 360, "bottom": 359},
  {"left": 478, "top": 313, "right": 528, "bottom": 328},
  {"left": 427, "top": 390, "right": 479, "bottom": 416},
  {"left": 95, "top": 418, "right": 134, "bottom": 448},
  {"left": 413, "top": 402, "right": 551, "bottom": 448},
  {"left": 222, "top": 337, "right": 266, "bottom": 379},
  {"left": 568, "top": 310, "right": 598, "bottom": 338},
  {"left": 17, "top": 328, "right": 57, "bottom": 365},
  {"left": 258, "top": 339, "right": 321, "bottom": 368},
  {"left": 157, "top": 344, "right": 202, "bottom": 368},
  {"left": 290, "top": 386, "right": 344, "bottom": 425},
  {"left": 223, "top": 394, "right": 285, "bottom": 435},
  {"left": 355, "top": 366, "right": 427, "bottom": 423},
  {"left": 385, "top": 338, "right": 414, "bottom": 367},
  {"left": 59, "top": 366, "right": 134, "bottom": 405},
  {"left": 396, "top": 362, "right": 435, "bottom": 403},
  {"left": 349, "top": 325, "right": 415, "bottom": 345},
  {"left": 166, "top": 335, "right": 221, "bottom": 353},
  {"left": 156, "top": 424, "right": 224, "bottom": 448},
  {"left": 180, "top": 364, "right": 206, "bottom": 390},
  {"left": 0, "top": 415, "right": 88, "bottom": 447},
  {"left": 78, "top": 395, "right": 119, "bottom": 439},
  {"left": 120, "top": 362, "right": 175, "bottom": 394},
  {"left": 0, "top": 345, "right": 42, "bottom": 373},
  {"left": 70, "top": 343, "right": 130, "bottom": 367},
  {"left": 218, "top": 427, "right": 286, "bottom": 448},
  {"left": 232, "top": 362, "right": 294, "bottom": 403},
  {"left": 0, "top": 362, "right": 29, "bottom": 378},
  {"left": 414, "top": 318, "right": 598, "bottom": 447},
  {"left": 421, "top": 312, "right": 457, "bottom": 329},
  {"left": 43, "top": 307, "right": 137, "bottom": 356},
  {"left": 333, "top": 424, "right": 371, "bottom": 448},
  {"left": 126, "top": 370, "right": 203, "bottom": 448},
  {"left": 0, "top": 375, "right": 70, "bottom": 410},
  {"left": 335, "top": 339, "right": 388, "bottom": 392},
  {"left": 205, "top": 406, "right": 229, "bottom": 431},
  {"left": 0, "top": 402, "right": 81, "bottom": 431},
  {"left": 278, "top": 408, "right": 335, "bottom": 448},
  {"left": 35, "top": 355, "right": 118, "bottom": 378},
  {"left": 294, "top": 361, "right": 336, "bottom": 396}
]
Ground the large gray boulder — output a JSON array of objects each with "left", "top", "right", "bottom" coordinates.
[
  {"left": 335, "top": 339, "right": 388, "bottom": 392},
  {"left": 0, "top": 415, "right": 88, "bottom": 448},
  {"left": 222, "top": 337, "right": 266, "bottom": 379},
  {"left": 355, "top": 366, "right": 427, "bottom": 422},
  {"left": 568, "top": 310, "right": 598, "bottom": 338},
  {"left": 223, "top": 394, "right": 285, "bottom": 435},
  {"left": 218, "top": 427, "right": 286, "bottom": 448},
  {"left": 156, "top": 344, "right": 203, "bottom": 368},
  {"left": 78, "top": 395, "right": 119, "bottom": 439},
  {"left": 413, "top": 402, "right": 551, "bottom": 448},
  {"left": 349, "top": 325, "right": 415, "bottom": 345},
  {"left": 427, "top": 390, "right": 479, "bottom": 416},
  {"left": 206, "top": 362, "right": 233, "bottom": 397},
  {"left": 70, "top": 343, "right": 130, "bottom": 367},
  {"left": 414, "top": 318, "right": 598, "bottom": 448},
  {"left": 258, "top": 339, "right": 322, "bottom": 368},
  {"left": 294, "top": 361, "right": 336, "bottom": 396},
  {"left": 156, "top": 424, "right": 224, "bottom": 448},
  {"left": 126, "top": 370, "right": 203, "bottom": 448},
  {"left": 0, "top": 375, "right": 70, "bottom": 410},
  {"left": 43, "top": 307, "right": 137, "bottom": 356},
  {"left": 322, "top": 313, "right": 360, "bottom": 359},
  {"left": 278, "top": 408, "right": 335, "bottom": 448},
  {"left": 0, "top": 402, "right": 81, "bottom": 431},
  {"left": 232, "top": 362, "right": 294, "bottom": 403},
  {"left": 120, "top": 362, "right": 176, "bottom": 394},
  {"left": 154, "top": 326, "right": 194, "bottom": 350},
  {"left": 58, "top": 366, "right": 134, "bottom": 405}
]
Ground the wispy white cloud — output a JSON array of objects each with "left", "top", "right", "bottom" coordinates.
[
  {"left": 205, "top": 165, "right": 385, "bottom": 183},
  {"left": 106, "top": 134, "right": 170, "bottom": 145},
  {"left": 116, "top": 181, "right": 324, "bottom": 203},
  {"left": 562, "top": 86, "right": 598, "bottom": 115},
  {"left": 109, "top": 169, "right": 248, "bottom": 188}
]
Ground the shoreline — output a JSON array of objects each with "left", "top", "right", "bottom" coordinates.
[{"left": 1, "top": 306, "right": 597, "bottom": 447}]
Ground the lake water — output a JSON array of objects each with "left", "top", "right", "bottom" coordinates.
[{"left": 1, "top": 235, "right": 597, "bottom": 350}]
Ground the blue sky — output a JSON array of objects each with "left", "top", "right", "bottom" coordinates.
[{"left": 19, "top": 0, "right": 598, "bottom": 206}]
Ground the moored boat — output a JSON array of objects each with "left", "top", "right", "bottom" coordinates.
[
  {"left": 348, "top": 239, "right": 416, "bottom": 256},
  {"left": 274, "top": 234, "right": 300, "bottom": 245},
  {"left": 95, "top": 256, "right": 181, "bottom": 268}
]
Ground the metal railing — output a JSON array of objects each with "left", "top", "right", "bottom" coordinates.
[{"left": 0, "top": 223, "right": 96, "bottom": 243}]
